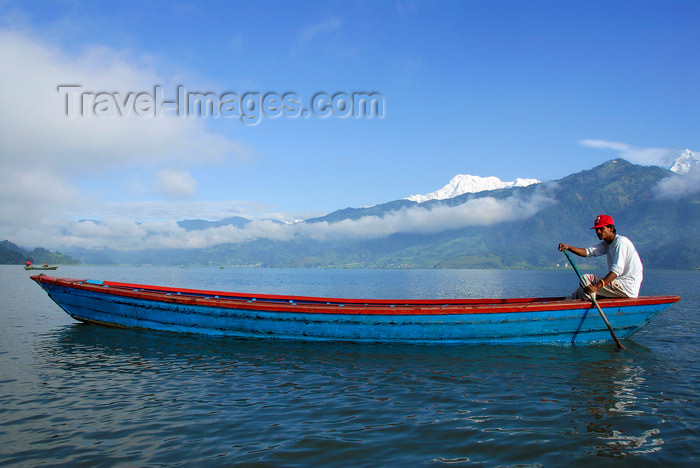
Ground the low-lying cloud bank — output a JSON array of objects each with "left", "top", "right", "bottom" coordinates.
[
  {"left": 653, "top": 165, "right": 700, "bottom": 200},
  {"left": 26, "top": 190, "right": 556, "bottom": 251}
]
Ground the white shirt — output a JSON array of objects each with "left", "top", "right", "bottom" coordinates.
[{"left": 585, "top": 235, "right": 644, "bottom": 297}]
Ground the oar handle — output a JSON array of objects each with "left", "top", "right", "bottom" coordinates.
[{"left": 563, "top": 250, "right": 584, "bottom": 284}]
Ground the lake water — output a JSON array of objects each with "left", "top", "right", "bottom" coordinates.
[{"left": 1, "top": 265, "right": 698, "bottom": 466}]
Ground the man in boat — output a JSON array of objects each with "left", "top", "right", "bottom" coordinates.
[{"left": 558, "top": 214, "right": 643, "bottom": 299}]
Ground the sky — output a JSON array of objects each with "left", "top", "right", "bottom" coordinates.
[{"left": 1, "top": 0, "right": 698, "bottom": 250}]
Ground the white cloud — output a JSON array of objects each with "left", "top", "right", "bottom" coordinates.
[
  {"left": 0, "top": 168, "right": 80, "bottom": 239},
  {"left": 309, "top": 191, "right": 555, "bottom": 240},
  {"left": 0, "top": 29, "right": 249, "bottom": 172},
  {"left": 290, "top": 16, "right": 354, "bottom": 58},
  {"left": 653, "top": 165, "right": 700, "bottom": 200},
  {"left": 155, "top": 170, "right": 198, "bottom": 199},
  {"left": 61, "top": 200, "right": 316, "bottom": 224},
  {"left": 579, "top": 139, "right": 680, "bottom": 166},
  {"left": 31, "top": 190, "right": 556, "bottom": 251},
  {"left": 0, "top": 27, "right": 256, "bottom": 243},
  {"left": 296, "top": 17, "right": 342, "bottom": 45},
  {"left": 579, "top": 140, "right": 631, "bottom": 152}
]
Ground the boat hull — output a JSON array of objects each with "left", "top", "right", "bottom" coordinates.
[
  {"left": 31, "top": 275, "right": 680, "bottom": 345},
  {"left": 25, "top": 266, "right": 58, "bottom": 270}
]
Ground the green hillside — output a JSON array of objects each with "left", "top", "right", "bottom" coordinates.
[
  {"left": 0, "top": 241, "right": 26, "bottom": 264},
  {"left": 0, "top": 241, "right": 80, "bottom": 265}
]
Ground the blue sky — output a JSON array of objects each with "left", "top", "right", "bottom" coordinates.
[{"left": 0, "top": 1, "right": 698, "bottom": 249}]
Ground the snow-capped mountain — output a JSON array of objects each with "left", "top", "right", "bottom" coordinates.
[
  {"left": 668, "top": 149, "right": 698, "bottom": 174},
  {"left": 407, "top": 174, "right": 540, "bottom": 203}
]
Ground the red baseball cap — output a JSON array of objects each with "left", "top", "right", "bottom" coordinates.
[{"left": 591, "top": 214, "right": 614, "bottom": 229}]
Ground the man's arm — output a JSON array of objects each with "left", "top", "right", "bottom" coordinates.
[{"left": 558, "top": 243, "right": 587, "bottom": 257}]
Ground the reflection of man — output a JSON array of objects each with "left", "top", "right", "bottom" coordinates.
[{"left": 558, "top": 214, "right": 643, "bottom": 298}]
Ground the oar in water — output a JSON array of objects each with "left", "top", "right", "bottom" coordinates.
[{"left": 563, "top": 250, "right": 625, "bottom": 350}]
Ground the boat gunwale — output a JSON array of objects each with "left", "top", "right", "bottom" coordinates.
[{"left": 31, "top": 274, "right": 681, "bottom": 316}]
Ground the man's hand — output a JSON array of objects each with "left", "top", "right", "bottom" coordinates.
[{"left": 559, "top": 244, "right": 587, "bottom": 257}]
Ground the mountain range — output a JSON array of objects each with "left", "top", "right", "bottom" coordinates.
[
  {"left": 289, "top": 157, "right": 698, "bottom": 269},
  {"left": 72, "top": 153, "right": 700, "bottom": 268},
  {"left": 3, "top": 150, "right": 698, "bottom": 269},
  {"left": 406, "top": 175, "right": 540, "bottom": 203}
]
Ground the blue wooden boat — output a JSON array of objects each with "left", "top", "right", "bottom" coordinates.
[{"left": 31, "top": 274, "right": 680, "bottom": 345}]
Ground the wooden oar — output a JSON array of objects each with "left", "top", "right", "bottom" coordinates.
[{"left": 563, "top": 250, "right": 625, "bottom": 350}]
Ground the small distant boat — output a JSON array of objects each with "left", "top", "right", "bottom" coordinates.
[
  {"left": 31, "top": 274, "right": 680, "bottom": 345},
  {"left": 25, "top": 265, "right": 58, "bottom": 270}
]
